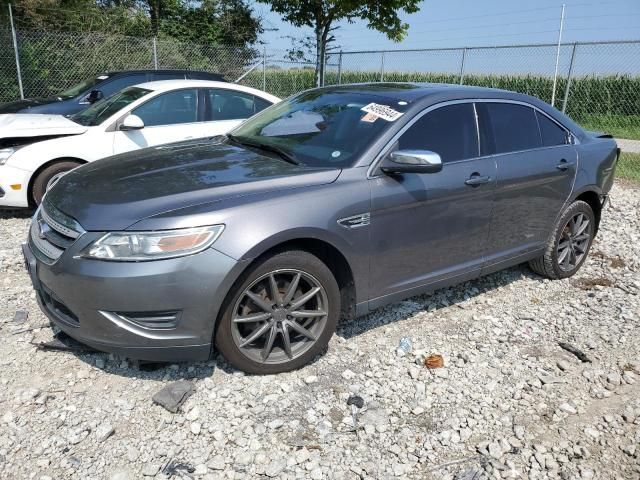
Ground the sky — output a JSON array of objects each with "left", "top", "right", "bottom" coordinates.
[{"left": 253, "top": 0, "right": 640, "bottom": 53}]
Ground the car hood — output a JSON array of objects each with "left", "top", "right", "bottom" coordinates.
[
  {"left": 46, "top": 137, "right": 341, "bottom": 231},
  {"left": 0, "top": 97, "right": 60, "bottom": 114},
  {"left": 0, "top": 113, "right": 87, "bottom": 138}
]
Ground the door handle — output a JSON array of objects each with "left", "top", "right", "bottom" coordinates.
[
  {"left": 556, "top": 159, "right": 573, "bottom": 170},
  {"left": 465, "top": 174, "right": 491, "bottom": 186}
]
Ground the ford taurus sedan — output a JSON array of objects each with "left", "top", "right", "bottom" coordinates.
[{"left": 22, "top": 83, "right": 618, "bottom": 374}]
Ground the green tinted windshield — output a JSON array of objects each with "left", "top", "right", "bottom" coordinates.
[
  {"left": 58, "top": 75, "right": 109, "bottom": 100},
  {"left": 230, "top": 90, "right": 409, "bottom": 168},
  {"left": 71, "top": 87, "right": 151, "bottom": 126}
]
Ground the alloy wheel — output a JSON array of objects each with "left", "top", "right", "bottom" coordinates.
[
  {"left": 557, "top": 212, "right": 592, "bottom": 271},
  {"left": 230, "top": 269, "right": 329, "bottom": 364}
]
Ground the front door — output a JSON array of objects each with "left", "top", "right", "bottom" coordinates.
[
  {"left": 369, "top": 102, "right": 497, "bottom": 302},
  {"left": 113, "top": 88, "right": 206, "bottom": 154},
  {"left": 476, "top": 102, "right": 577, "bottom": 264}
]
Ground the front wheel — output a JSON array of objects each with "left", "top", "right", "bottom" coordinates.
[
  {"left": 215, "top": 250, "right": 341, "bottom": 374},
  {"left": 31, "top": 160, "right": 82, "bottom": 205},
  {"left": 529, "top": 200, "right": 596, "bottom": 279}
]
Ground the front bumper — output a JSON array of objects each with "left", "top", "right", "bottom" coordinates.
[
  {"left": 0, "top": 164, "right": 31, "bottom": 208},
  {"left": 22, "top": 235, "right": 248, "bottom": 362}
]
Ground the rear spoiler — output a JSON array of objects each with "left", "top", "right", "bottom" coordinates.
[{"left": 585, "top": 130, "right": 614, "bottom": 139}]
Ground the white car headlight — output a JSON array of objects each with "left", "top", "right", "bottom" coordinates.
[
  {"left": 81, "top": 225, "right": 224, "bottom": 261},
  {"left": 0, "top": 148, "right": 16, "bottom": 165}
]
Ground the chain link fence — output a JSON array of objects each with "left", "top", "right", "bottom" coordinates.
[{"left": 0, "top": 16, "right": 638, "bottom": 140}]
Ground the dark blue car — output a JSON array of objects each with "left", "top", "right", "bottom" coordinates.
[{"left": 0, "top": 69, "right": 225, "bottom": 116}]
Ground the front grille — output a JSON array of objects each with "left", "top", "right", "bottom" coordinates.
[{"left": 29, "top": 199, "right": 84, "bottom": 264}]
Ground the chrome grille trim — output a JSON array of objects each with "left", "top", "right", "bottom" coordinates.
[
  {"left": 40, "top": 201, "right": 84, "bottom": 239},
  {"left": 30, "top": 219, "right": 64, "bottom": 261},
  {"left": 29, "top": 203, "right": 84, "bottom": 264}
]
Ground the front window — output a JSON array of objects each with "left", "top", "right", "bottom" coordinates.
[
  {"left": 71, "top": 87, "right": 151, "bottom": 127},
  {"left": 229, "top": 90, "right": 410, "bottom": 168},
  {"left": 133, "top": 89, "right": 198, "bottom": 127},
  {"left": 57, "top": 75, "right": 109, "bottom": 100}
]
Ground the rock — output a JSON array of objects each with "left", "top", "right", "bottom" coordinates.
[
  {"left": 265, "top": 459, "right": 286, "bottom": 477},
  {"left": 152, "top": 381, "right": 196, "bottom": 413},
  {"left": 341, "top": 369, "right": 356, "bottom": 380},
  {"left": 95, "top": 422, "right": 115, "bottom": 442},
  {"left": 488, "top": 441, "right": 503, "bottom": 459},
  {"left": 559, "top": 403, "right": 577, "bottom": 415},
  {"left": 268, "top": 419, "right": 284, "bottom": 429},
  {"left": 606, "top": 372, "right": 622, "bottom": 386},
  {"left": 304, "top": 375, "right": 318, "bottom": 384},
  {"left": 190, "top": 422, "right": 201, "bottom": 435},
  {"left": 141, "top": 464, "right": 160, "bottom": 477}
]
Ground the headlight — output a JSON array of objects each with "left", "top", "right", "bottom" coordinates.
[
  {"left": 0, "top": 148, "right": 16, "bottom": 165},
  {"left": 80, "top": 225, "right": 224, "bottom": 261}
]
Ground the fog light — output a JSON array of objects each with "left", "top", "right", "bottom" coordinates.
[{"left": 10, "top": 184, "right": 21, "bottom": 190}]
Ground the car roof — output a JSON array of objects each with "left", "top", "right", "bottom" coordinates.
[
  {"left": 133, "top": 79, "right": 281, "bottom": 102},
  {"left": 317, "top": 82, "right": 513, "bottom": 101},
  {"left": 103, "top": 69, "right": 224, "bottom": 79}
]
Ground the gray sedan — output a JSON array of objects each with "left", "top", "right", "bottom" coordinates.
[{"left": 23, "top": 83, "right": 618, "bottom": 374}]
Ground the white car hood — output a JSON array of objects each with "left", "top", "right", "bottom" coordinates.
[{"left": 0, "top": 114, "right": 88, "bottom": 139}]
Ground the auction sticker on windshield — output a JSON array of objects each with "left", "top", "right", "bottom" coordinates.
[{"left": 361, "top": 103, "right": 403, "bottom": 122}]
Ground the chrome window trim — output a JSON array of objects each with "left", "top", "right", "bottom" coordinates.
[{"left": 367, "top": 98, "right": 578, "bottom": 179}]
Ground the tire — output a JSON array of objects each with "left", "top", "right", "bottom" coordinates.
[
  {"left": 31, "top": 160, "right": 82, "bottom": 206},
  {"left": 215, "top": 250, "right": 340, "bottom": 374},
  {"left": 529, "top": 200, "right": 596, "bottom": 279}
]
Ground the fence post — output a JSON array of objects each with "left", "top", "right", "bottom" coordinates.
[
  {"left": 337, "top": 50, "right": 343, "bottom": 85},
  {"left": 562, "top": 43, "right": 577, "bottom": 114},
  {"left": 262, "top": 46, "right": 266, "bottom": 91},
  {"left": 459, "top": 47, "right": 467, "bottom": 85},
  {"left": 152, "top": 37, "right": 158, "bottom": 69},
  {"left": 8, "top": 4, "right": 24, "bottom": 99},
  {"left": 380, "top": 51, "right": 385, "bottom": 82}
]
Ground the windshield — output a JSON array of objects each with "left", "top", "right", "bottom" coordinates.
[
  {"left": 71, "top": 87, "right": 151, "bottom": 126},
  {"left": 58, "top": 75, "right": 109, "bottom": 100},
  {"left": 230, "top": 90, "right": 410, "bottom": 168}
]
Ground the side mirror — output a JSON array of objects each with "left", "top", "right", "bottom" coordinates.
[
  {"left": 119, "top": 114, "right": 144, "bottom": 131},
  {"left": 381, "top": 150, "right": 443, "bottom": 174},
  {"left": 87, "top": 89, "right": 103, "bottom": 103}
]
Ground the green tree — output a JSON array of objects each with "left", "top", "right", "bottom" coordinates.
[{"left": 259, "top": 0, "right": 421, "bottom": 87}]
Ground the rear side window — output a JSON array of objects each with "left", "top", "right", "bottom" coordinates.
[
  {"left": 536, "top": 111, "right": 569, "bottom": 146},
  {"left": 205, "top": 89, "right": 270, "bottom": 120},
  {"left": 254, "top": 96, "right": 273, "bottom": 114},
  {"left": 398, "top": 103, "right": 479, "bottom": 163},
  {"left": 480, "top": 103, "right": 542, "bottom": 154}
]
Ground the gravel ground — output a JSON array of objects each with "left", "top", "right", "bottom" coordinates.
[{"left": 0, "top": 182, "right": 639, "bottom": 480}]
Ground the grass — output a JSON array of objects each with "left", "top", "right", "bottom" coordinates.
[{"left": 617, "top": 152, "right": 640, "bottom": 183}]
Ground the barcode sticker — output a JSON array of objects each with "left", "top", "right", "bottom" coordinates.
[{"left": 361, "top": 103, "right": 403, "bottom": 122}]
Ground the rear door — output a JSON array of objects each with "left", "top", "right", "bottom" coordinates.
[
  {"left": 477, "top": 101, "right": 577, "bottom": 266},
  {"left": 368, "top": 102, "right": 497, "bottom": 302}
]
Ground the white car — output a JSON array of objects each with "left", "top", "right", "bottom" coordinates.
[{"left": 0, "top": 80, "right": 280, "bottom": 207}]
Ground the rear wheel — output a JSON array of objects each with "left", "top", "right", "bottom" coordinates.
[
  {"left": 31, "top": 160, "right": 82, "bottom": 205},
  {"left": 215, "top": 250, "right": 340, "bottom": 374},
  {"left": 529, "top": 200, "right": 596, "bottom": 279}
]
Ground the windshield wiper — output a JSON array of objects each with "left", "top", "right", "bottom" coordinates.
[{"left": 227, "top": 134, "right": 301, "bottom": 166}]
